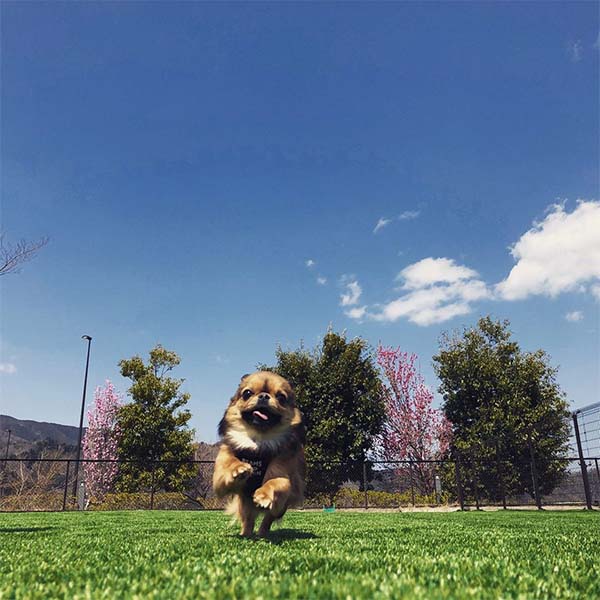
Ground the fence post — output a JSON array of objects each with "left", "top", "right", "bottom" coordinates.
[
  {"left": 149, "top": 462, "right": 156, "bottom": 510},
  {"left": 434, "top": 473, "right": 442, "bottom": 505},
  {"left": 454, "top": 457, "right": 465, "bottom": 511},
  {"left": 362, "top": 461, "right": 368, "bottom": 510},
  {"left": 409, "top": 461, "right": 416, "bottom": 506},
  {"left": 572, "top": 412, "right": 593, "bottom": 510},
  {"left": 62, "top": 460, "right": 71, "bottom": 511},
  {"left": 528, "top": 439, "right": 543, "bottom": 510},
  {"left": 595, "top": 459, "right": 600, "bottom": 506}
]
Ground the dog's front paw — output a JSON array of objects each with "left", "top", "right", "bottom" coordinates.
[
  {"left": 230, "top": 462, "right": 253, "bottom": 484},
  {"left": 253, "top": 486, "right": 274, "bottom": 510}
]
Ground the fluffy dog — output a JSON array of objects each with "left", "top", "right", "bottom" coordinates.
[{"left": 212, "top": 371, "right": 305, "bottom": 537}]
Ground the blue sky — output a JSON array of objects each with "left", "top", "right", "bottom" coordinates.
[{"left": 1, "top": 2, "right": 598, "bottom": 443}]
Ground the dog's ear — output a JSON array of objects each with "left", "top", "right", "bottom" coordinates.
[
  {"left": 217, "top": 415, "right": 228, "bottom": 437},
  {"left": 284, "top": 379, "right": 296, "bottom": 404},
  {"left": 228, "top": 388, "right": 241, "bottom": 405},
  {"left": 292, "top": 409, "right": 306, "bottom": 444},
  {"left": 229, "top": 375, "right": 249, "bottom": 405},
  {"left": 291, "top": 408, "right": 305, "bottom": 439}
]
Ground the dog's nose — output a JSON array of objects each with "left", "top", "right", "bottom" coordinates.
[{"left": 256, "top": 393, "right": 270, "bottom": 406}]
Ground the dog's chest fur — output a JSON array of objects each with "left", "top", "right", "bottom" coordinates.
[{"left": 222, "top": 427, "right": 303, "bottom": 495}]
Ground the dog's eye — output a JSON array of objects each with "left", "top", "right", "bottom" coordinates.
[
  {"left": 276, "top": 392, "right": 288, "bottom": 404},
  {"left": 242, "top": 389, "right": 253, "bottom": 400}
]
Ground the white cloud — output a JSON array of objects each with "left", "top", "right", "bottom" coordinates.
[
  {"left": 565, "top": 311, "right": 584, "bottom": 323},
  {"left": 0, "top": 362, "right": 17, "bottom": 375},
  {"left": 317, "top": 276, "right": 327, "bottom": 285},
  {"left": 340, "top": 279, "right": 362, "bottom": 306},
  {"left": 398, "top": 257, "right": 479, "bottom": 290},
  {"left": 370, "top": 276, "right": 490, "bottom": 326},
  {"left": 345, "top": 257, "right": 490, "bottom": 326},
  {"left": 345, "top": 306, "right": 367, "bottom": 320},
  {"left": 496, "top": 200, "right": 600, "bottom": 301},
  {"left": 373, "top": 218, "right": 391, "bottom": 234},
  {"left": 398, "top": 210, "right": 420, "bottom": 221},
  {"left": 305, "top": 259, "right": 316, "bottom": 268},
  {"left": 341, "top": 200, "right": 600, "bottom": 326}
]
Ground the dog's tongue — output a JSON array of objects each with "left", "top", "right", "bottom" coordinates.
[{"left": 253, "top": 410, "right": 269, "bottom": 421}]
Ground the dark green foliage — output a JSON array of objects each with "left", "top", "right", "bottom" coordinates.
[
  {"left": 1, "top": 511, "right": 599, "bottom": 599},
  {"left": 261, "top": 330, "right": 385, "bottom": 500},
  {"left": 116, "top": 345, "right": 195, "bottom": 491},
  {"left": 433, "top": 316, "right": 571, "bottom": 500}
]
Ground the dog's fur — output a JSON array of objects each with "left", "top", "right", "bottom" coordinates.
[{"left": 212, "top": 371, "right": 305, "bottom": 537}]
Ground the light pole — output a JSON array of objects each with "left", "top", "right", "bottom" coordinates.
[{"left": 72, "top": 335, "right": 92, "bottom": 504}]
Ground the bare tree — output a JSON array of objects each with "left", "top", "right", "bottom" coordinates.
[
  {"left": 2, "top": 449, "right": 68, "bottom": 511},
  {"left": 0, "top": 234, "right": 49, "bottom": 276}
]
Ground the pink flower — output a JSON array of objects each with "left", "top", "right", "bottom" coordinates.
[
  {"left": 376, "top": 346, "right": 452, "bottom": 494},
  {"left": 82, "top": 380, "right": 122, "bottom": 499}
]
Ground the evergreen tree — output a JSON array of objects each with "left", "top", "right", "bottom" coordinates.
[
  {"left": 433, "top": 316, "right": 570, "bottom": 499},
  {"left": 263, "top": 330, "right": 384, "bottom": 501},
  {"left": 116, "top": 345, "right": 195, "bottom": 491}
]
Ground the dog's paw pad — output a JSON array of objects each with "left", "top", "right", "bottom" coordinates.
[
  {"left": 253, "top": 490, "right": 273, "bottom": 510},
  {"left": 232, "top": 463, "right": 253, "bottom": 481}
]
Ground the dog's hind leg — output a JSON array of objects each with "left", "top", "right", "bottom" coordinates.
[
  {"left": 257, "top": 511, "right": 277, "bottom": 538},
  {"left": 255, "top": 479, "right": 291, "bottom": 538},
  {"left": 238, "top": 495, "right": 259, "bottom": 538}
]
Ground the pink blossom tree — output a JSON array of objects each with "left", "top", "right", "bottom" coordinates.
[
  {"left": 376, "top": 346, "right": 452, "bottom": 495},
  {"left": 82, "top": 380, "right": 122, "bottom": 499}
]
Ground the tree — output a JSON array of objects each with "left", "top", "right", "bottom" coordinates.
[
  {"left": 82, "top": 381, "right": 122, "bottom": 500},
  {"left": 376, "top": 346, "right": 452, "bottom": 495},
  {"left": 433, "top": 316, "right": 570, "bottom": 500},
  {"left": 262, "top": 330, "right": 385, "bottom": 501},
  {"left": 116, "top": 345, "right": 195, "bottom": 492},
  {"left": 0, "top": 233, "right": 48, "bottom": 276}
]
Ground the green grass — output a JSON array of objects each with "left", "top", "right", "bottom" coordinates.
[{"left": 0, "top": 510, "right": 598, "bottom": 599}]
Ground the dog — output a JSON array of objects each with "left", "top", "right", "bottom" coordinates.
[{"left": 212, "top": 371, "right": 305, "bottom": 537}]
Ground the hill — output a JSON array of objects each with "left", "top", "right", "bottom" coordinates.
[
  {"left": 0, "top": 415, "right": 219, "bottom": 459},
  {"left": 0, "top": 415, "right": 81, "bottom": 457}
]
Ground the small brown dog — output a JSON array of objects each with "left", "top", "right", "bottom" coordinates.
[{"left": 212, "top": 371, "right": 305, "bottom": 537}]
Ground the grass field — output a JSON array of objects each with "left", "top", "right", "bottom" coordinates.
[{"left": 0, "top": 510, "right": 598, "bottom": 599}]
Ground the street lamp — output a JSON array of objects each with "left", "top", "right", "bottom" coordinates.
[{"left": 73, "top": 335, "right": 92, "bottom": 503}]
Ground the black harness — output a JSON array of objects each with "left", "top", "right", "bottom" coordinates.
[{"left": 235, "top": 448, "right": 271, "bottom": 495}]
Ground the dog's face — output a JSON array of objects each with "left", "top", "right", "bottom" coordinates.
[
  {"left": 234, "top": 371, "right": 295, "bottom": 431},
  {"left": 219, "top": 371, "right": 301, "bottom": 441}
]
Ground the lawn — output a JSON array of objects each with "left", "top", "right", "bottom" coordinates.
[{"left": 0, "top": 510, "right": 598, "bottom": 599}]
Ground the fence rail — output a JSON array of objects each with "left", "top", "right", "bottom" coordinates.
[{"left": 1, "top": 455, "right": 598, "bottom": 512}]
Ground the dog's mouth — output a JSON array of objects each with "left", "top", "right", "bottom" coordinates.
[{"left": 241, "top": 406, "right": 282, "bottom": 429}]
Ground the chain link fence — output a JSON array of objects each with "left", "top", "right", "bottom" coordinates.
[
  {"left": 2, "top": 406, "right": 598, "bottom": 512},
  {"left": 1, "top": 454, "right": 597, "bottom": 512}
]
